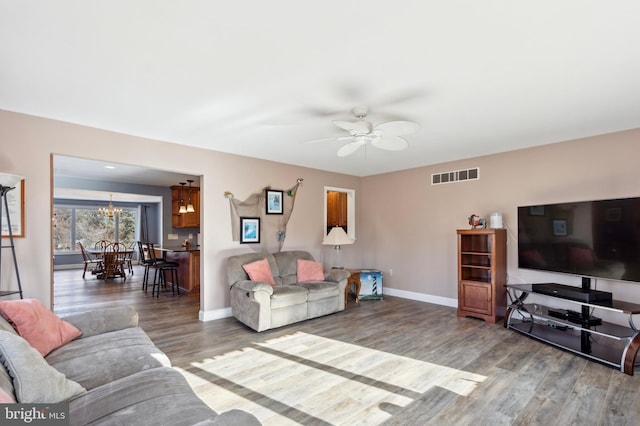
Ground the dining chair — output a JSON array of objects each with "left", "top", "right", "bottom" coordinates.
[
  {"left": 121, "top": 242, "right": 135, "bottom": 275},
  {"left": 79, "top": 242, "right": 102, "bottom": 279},
  {"left": 95, "top": 240, "right": 110, "bottom": 250},
  {"left": 103, "top": 242, "right": 126, "bottom": 280}
]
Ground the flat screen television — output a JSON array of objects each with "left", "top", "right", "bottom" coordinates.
[{"left": 518, "top": 197, "right": 640, "bottom": 283}]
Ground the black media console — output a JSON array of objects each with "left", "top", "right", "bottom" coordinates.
[{"left": 505, "top": 282, "right": 640, "bottom": 375}]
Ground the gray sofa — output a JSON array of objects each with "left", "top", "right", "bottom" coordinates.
[
  {"left": 0, "top": 306, "right": 260, "bottom": 426},
  {"left": 226, "top": 251, "right": 351, "bottom": 332}
]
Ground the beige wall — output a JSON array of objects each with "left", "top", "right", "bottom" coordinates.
[
  {"left": 0, "top": 110, "right": 361, "bottom": 319},
  {"left": 2, "top": 108, "right": 639, "bottom": 319},
  {"left": 360, "top": 128, "right": 640, "bottom": 306}
]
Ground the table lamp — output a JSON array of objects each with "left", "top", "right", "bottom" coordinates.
[{"left": 323, "top": 226, "right": 353, "bottom": 269}]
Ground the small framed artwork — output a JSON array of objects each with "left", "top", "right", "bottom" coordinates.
[
  {"left": 529, "top": 205, "right": 545, "bottom": 216},
  {"left": 240, "top": 217, "right": 260, "bottom": 244},
  {"left": 553, "top": 219, "right": 567, "bottom": 236},
  {"left": 266, "top": 189, "right": 283, "bottom": 215},
  {"left": 1, "top": 179, "right": 25, "bottom": 238}
]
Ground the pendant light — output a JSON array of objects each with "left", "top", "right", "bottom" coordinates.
[
  {"left": 178, "top": 182, "right": 187, "bottom": 214},
  {"left": 186, "top": 179, "right": 195, "bottom": 213}
]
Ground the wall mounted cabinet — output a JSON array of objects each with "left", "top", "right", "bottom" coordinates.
[{"left": 171, "top": 186, "right": 200, "bottom": 228}]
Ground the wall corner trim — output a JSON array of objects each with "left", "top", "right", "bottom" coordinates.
[{"left": 199, "top": 307, "right": 233, "bottom": 322}]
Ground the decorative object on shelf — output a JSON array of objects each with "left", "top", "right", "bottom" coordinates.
[
  {"left": 323, "top": 226, "right": 353, "bottom": 268},
  {"left": 0, "top": 172, "right": 24, "bottom": 299},
  {"left": 186, "top": 180, "right": 195, "bottom": 213},
  {"left": 266, "top": 189, "right": 283, "bottom": 215},
  {"left": 228, "top": 180, "right": 302, "bottom": 253},
  {"left": 489, "top": 212, "right": 503, "bottom": 229},
  {"left": 98, "top": 194, "right": 122, "bottom": 218},
  {"left": 468, "top": 214, "right": 486, "bottom": 229},
  {"left": 178, "top": 182, "right": 187, "bottom": 214},
  {"left": 240, "top": 217, "right": 260, "bottom": 244}
]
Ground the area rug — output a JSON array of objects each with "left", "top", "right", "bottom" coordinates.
[{"left": 177, "top": 331, "right": 486, "bottom": 425}]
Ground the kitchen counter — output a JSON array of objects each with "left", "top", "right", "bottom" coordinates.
[{"left": 155, "top": 248, "right": 200, "bottom": 296}]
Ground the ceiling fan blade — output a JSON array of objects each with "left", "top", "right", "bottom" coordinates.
[
  {"left": 304, "top": 136, "right": 353, "bottom": 144},
  {"left": 337, "top": 140, "right": 366, "bottom": 157},
  {"left": 333, "top": 120, "right": 372, "bottom": 133},
  {"left": 371, "top": 135, "right": 409, "bottom": 151},
  {"left": 374, "top": 120, "right": 419, "bottom": 137}
]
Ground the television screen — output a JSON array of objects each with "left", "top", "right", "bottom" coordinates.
[{"left": 518, "top": 197, "right": 640, "bottom": 283}]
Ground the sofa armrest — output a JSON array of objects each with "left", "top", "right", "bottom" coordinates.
[
  {"left": 61, "top": 306, "right": 138, "bottom": 339},
  {"left": 232, "top": 280, "right": 274, "bottom": 296},
  {"left": 324, "top": 268, "right": 351, "bottom": 283}
]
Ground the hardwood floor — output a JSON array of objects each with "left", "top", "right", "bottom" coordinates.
[{"left": 53, "top": 268, "right": 640, "bottom": 425}]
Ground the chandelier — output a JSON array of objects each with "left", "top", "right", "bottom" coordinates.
[{"left": 99, "top": 194, "right": 122, "bottom": 217}]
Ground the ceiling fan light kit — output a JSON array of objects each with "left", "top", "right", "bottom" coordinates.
[{"left": 307, "top": 106, "right": 419, "bottom": 157}]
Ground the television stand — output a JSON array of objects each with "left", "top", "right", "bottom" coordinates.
[{"left": 505, "top": 283, "right": 640, "bottom": 375}]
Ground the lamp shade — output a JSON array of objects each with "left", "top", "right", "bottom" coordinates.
[
  {"left": 323, "top": 226, "right": 353, "bottom": 246},
  {"left": 0, "top": 173, "right": 24, "bottom": 187}
]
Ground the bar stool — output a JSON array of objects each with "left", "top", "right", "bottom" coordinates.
[
  {"left": 147, "top": 243, "right": 180, "bottom": 298},
  {"left": 137, "top": 241, "right": 156, "bottom": 292}
]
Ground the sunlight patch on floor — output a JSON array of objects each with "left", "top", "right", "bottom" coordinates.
[{"left": 183, "top": 331, "right": 486, "bottom": 425}]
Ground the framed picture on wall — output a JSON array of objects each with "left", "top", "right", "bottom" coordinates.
[
  {"left": 553, "top": 219, "right": 567, "bottom": 236},
  {"left": 266, "top": 189, "right": 283, "bottom": 215},
  {"left": 1, "top": 179, "right": 25, "bottom": 238},
  {"left": 240, "top": 217, "right": 260, "bottom": 243},
  {"left": 529, "top": 205, "right": 545, "bottom": 216}
]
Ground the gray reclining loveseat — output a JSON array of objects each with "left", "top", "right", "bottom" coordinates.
[{"left": 226, "top": 251, "right": 350, "bottom": 332}]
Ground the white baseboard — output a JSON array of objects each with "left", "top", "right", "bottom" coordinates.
[
  {"left": 199, "top": 307, "right": 233, "bottom": 322},
  {"left": 199, "top": 288, "right": 456, "bottom": 322},
  {"left": 383, "top": 287, "right": 458, "bottom": 308},
  {"left": 54, "top": 264, "right": 83, "bottom": 270}
]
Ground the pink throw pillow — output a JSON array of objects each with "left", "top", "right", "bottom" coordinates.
[
  {"left": 242, "top": 259, "right": 276, "bottom": 286},
  {"left": 297, "top": 259, "right": 325, "bottom": 282},
  {"left": 0, "top": 387, "right": 15, "bottom": 403},
  {"left": 0, "top": 298, "right": 82, "bottom": 356}
]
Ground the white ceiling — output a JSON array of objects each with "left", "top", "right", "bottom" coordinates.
[
  {"left": 53, "top": 155, "right": 200, "bottom": 202},
  {"left": 2, "top": 2, "right": 640, "bottom": 177}
]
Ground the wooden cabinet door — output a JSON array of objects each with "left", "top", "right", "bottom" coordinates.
[
  {"left": 170, "top": 186, "right": 200, "bottom": 228},
  {"left": 182, "top": 189, "right": 200, "bottom": 228},
  {"left": 171, "top": 187, "right": 182, "bottom": 228},
  {"left": 459, "top": 280, "right": 493, "bottom": 316},
  {"left": 326, "top": 191, "right": 347, "bottom": 230}
]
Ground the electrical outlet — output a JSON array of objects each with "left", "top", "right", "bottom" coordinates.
[
  {"left": 168, "top": 233, "right": 179, "bottom": 240},
  {"left": 188, "top": 233, "right": 193, "bottom": 239},
  {"left": 389, "top": 269, "right": 393, "bottom": 276}
]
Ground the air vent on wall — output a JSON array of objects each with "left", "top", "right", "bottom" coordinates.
[{"left": 431, "top": 167, "right": 479, "bottom": 185}]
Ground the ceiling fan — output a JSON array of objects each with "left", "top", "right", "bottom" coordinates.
[{"left": 306, "top": 106, "right": 419, "bottom": 157}]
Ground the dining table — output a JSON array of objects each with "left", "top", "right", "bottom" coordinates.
[{"left": 87, "top": 248, "right": 134, "bottom": 280}]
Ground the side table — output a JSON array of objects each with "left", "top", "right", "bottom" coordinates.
[{"left": 344, "top": 269, "right": 362, "bottom": 309}]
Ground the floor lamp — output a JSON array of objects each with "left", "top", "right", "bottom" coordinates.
[
  {"left": 0, "top": 173, "right": 24, "bottom": 299},
  {"left": 323, "top": 226, "right": 353, "bottom": 269}
]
